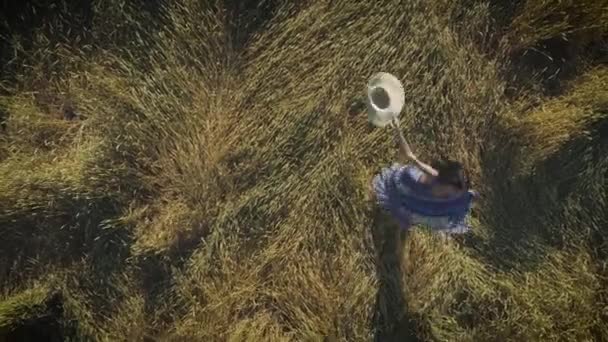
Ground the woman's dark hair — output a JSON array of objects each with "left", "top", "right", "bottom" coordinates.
[{"left": 431, "top": 159, "right": 468, "bottom": 190}]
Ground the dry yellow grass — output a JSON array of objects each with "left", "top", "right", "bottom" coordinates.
[
  {"left": 0, "top": 0, "right": 607, "bottom": 341},
  {"left": 512, "top": 67, "right": 608, "bottom": 172},
  {"left": 502, "top": 0, "right": 608, "bottom": 55}
]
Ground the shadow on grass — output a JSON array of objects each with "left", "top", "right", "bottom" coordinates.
[
  {"left": 370, "top": 207, "right": 420, "bottom": 342},
  {"left": 462, "top": 115, "right": 608, "bottom": 272},
  {"left": 460, "top": 119, "right": 557, "bottom": 271},
  {"left": 0, "top": 194, "right": 129, "bottom": 284},
  {"left": 0, "top": 292, "right": 67, "bottom": 342}
]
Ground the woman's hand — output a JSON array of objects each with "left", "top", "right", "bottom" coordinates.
[{"left": 390, "top": 117, "right": 400, "bottom": 128}]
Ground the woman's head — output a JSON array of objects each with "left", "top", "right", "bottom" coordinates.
[{"left": 431, "top": 159, "right": 468, "bottom": 190}]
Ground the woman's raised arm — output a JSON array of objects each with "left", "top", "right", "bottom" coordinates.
[{"left": 391, "top": 119, "right": 438, "bottom": 177}]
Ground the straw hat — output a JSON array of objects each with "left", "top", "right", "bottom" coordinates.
[{"left": 366, "top": 72, "right": 405, "bottom": 127}]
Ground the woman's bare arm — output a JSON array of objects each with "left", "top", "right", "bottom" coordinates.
[
  {"left": 410, "top": 155, "right": 439, "bottom": 177},
  {"left": 392, "top": 120, "right": 438, "bottom": 177}
]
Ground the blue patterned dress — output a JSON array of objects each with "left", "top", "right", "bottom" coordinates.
[{"left": 373, "top": 163, "right": 475, "bottom": 235}]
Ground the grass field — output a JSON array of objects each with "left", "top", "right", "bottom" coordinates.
[{"left": 1, "top": 0, "right": 607, "bottom": 341}]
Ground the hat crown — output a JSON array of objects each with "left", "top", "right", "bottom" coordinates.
[{"left": 366, "top": 72, "right": 405, "bottom": 127}]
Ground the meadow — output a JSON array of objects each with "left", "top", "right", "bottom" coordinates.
[{"left": 0, "top": 0, "right": 607, "bottom": 341}]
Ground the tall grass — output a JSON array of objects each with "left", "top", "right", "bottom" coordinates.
[
  {"left": 0, "top": 0, "right": 607, "bottom": 341},
  {"left": 502, "top": 0, "right": 608, "bottom": 55}
]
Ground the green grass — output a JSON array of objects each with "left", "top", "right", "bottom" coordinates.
[{"left": 0, "top": 0, "right": 607, "bottom": 340}]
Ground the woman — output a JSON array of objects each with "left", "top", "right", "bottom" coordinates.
[{"left": 372, "top": 119, "right": 476, "bottom": 235}]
